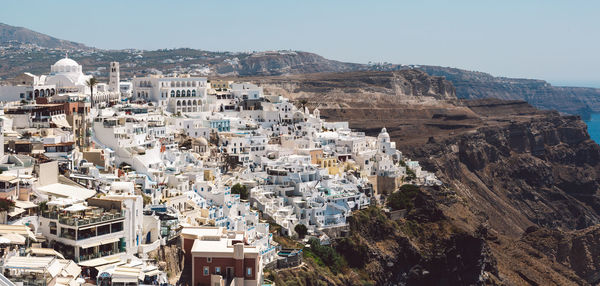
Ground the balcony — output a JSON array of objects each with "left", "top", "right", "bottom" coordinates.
[
  {"left": 42, "top": 210, "right": 124, "bottom": 227},
  {"left": 0, "top": 186, "right": 16, "bottom": 193},
  {"left": 78, "top": 248, "right": 124, "bottom": 262}
]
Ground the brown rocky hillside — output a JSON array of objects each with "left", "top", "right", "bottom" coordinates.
[{"left": 248, "top": 71, "right": 600, "bottom": 285}]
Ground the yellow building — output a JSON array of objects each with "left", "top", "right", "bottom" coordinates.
[
  {"left": 204, "top": 170, "right": 215, "bottom": 181},
  {"left": 317, "top": 157, "right": 342, "bottom": 175},
  {"left": 209, "top": 80, "right": 232, "bottom": 91}
]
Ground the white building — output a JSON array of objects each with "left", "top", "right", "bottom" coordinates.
[{"left": 131, "top": 76, "right": 208, "bottom": 113}]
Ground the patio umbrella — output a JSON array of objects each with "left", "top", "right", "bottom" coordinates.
[{"left": 64, "top": 204, "right": 89, "bottom": 212}]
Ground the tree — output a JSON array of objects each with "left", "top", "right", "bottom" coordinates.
[
  {"left": 141, "top": 193, "right": 152, "bottom": 206},
  {"left": 231, "top": 183, "right": 249, "bottom": 200},
  {"left": 405, "top": 168, "right": 416, "bottom": 181},
  {"left": 86, "top": 77, "right": 98, "bottom": 107},
  {"left": 298, "top": 99, "right": 308, "bottom": 110},
  {"left": 308, "top": 238, "right": 346, "bottom": 274},
  {"left": 387, "top": 184, "right": 420, "bottom": 211},
  {"left": 294, "top": 224, "right": 308, "bottom": 238},
  {"left": 38, "top": 201, "right": 48, "bottom": 212},
  {"left": 0, "top": 198, "right": 15, "bottom": 212}
]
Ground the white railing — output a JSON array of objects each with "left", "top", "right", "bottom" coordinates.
[{"left": 139, "top": 239, "right": 161, "bottom": 254}]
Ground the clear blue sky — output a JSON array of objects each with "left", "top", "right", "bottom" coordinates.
[{"left": 1, "top": 0, "right": 599, "bottom": 87}]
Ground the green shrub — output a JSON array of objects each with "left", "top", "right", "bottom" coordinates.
[
  {"left": 0, "top": 198, "right": 14, "bottom": 212},
  {"left": 294, "top": 224, "right": 308, "bottom": 238},
  {"left": 387, "top": 184, "right": 420, "bottom": 211},
  {"left": 308, "top": 238, "right": 346, "bottom": 274},
  {"left": 231, "top": 183, "right": 249, "bottom": 200}
]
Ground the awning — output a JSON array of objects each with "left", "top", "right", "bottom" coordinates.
[
  {"left": 51, "top": 115, "right": 71, "bottom": 128},
  {"left": 112, "top": 276, "right": 139, "bottom": 283},
  {"left": 0, "top": 175, "right": 18, "bottom": 184},
  {"left": 7, "top": 207, "right": 25, "bottom": 217},
  {"left": 14, "top": 200, "right": 37, "bottom": 209},
  {"left": 78, "top": 256, "right": 122, "bottom": 268},
  {"left": 63, "top": 203, "right": 89, "bottom": 212},
  {"left": 79, "top": 239, "right": 102, "bottom": 249},
  {"left": 0, "top": 233, "right": 26, "bottom": 245},
  {"left": 101, "top": 237, "right": 120, "bottom": 245},
  {"left": 0, "top": 224, "right": 37, "bottom": 241},
  {"left": 27, "top": 247, "right": 65, "bottom": 259},
  {"left": 112, "top": 266, "right": 142, "bottom": 283},
  {"left": 144, "top": 269, "right": 161, "bottom": 277}
]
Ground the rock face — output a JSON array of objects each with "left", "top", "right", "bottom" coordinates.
[
  {"left": 254, "top": 71, "right": 600, "bottom": 285},
  {"left": 213, "top": 51, "right": 364, "bottom": 76},
  {"left": 236, "top": 70, "right": 456, "bottom": 109},
  {"left": 408, "top": 104, "right": 600, "bottom": 237},
  {"left": 419, "top": 65, "right": 600, "bottom": 119},
  {"left": 522, "top": 226, "right": 600, "bottom": 284}
]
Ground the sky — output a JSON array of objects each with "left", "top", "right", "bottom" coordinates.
[{"left": 1, "top": 0, "right": 599, "bottom": 87}]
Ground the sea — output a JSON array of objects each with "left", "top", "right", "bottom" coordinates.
[{"left": 585, "top": 113, "right": 600, "bottom": 144}]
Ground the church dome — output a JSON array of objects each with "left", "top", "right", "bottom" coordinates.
[
  {"left": 51, "top": 56, "right": 82, "bottom": 74},
  {"left": 195, "top": 137, "right": 208, "bottom": 146},
  {"left": 379, "top": 127, "right": 390, "bottom": 140},
  {"left": 54, "top": 57, "right": 79, "bottom": 67}
]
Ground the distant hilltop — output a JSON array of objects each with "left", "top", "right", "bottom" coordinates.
[
  {"left": 0, "top": 22, "right": 599, "bottom": 119},
  {"left": 0, "top": 22, "right": 89, "bottom": 50}
]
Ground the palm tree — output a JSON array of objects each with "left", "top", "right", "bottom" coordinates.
[
  {"left": 86, "top": 77, "right": 98, "bottom": 107},
  {"left": 298, "top": 99, "right": 308, "bottom": 110}
]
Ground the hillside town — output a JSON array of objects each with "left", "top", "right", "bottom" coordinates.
[{"left": 0, "top": 56, "right": 440, "bottom": 286}]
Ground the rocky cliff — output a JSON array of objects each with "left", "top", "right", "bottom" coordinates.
[
  {"left": 419, "top": 65, "right": 600, "bottom": 119},
  {"left": 232, "top": 70, "right": 456, "bottom": 108},
  {"left": 256, "top": 71, "right": 600, "bottom": 285}
]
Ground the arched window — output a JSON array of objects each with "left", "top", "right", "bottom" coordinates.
[
  {"left": 187, "top": 90, "right": 191, "bottom": 97},
  {"left": 170, "top": 90, "right": 175, "bottom": 97},
  {"left": 176, "top": 90, "right": 180, "bottom": 97},
  {"left": 188, "top": 100, "right": 191, "bottom": 106},
  {"left": 182, "top": 100, "right": 186, "bottom": 106},
  {"left": 177, "top": 101, "right": 181, "bottom": 106},
  {"left": 193, "top": 100, "right": 197, "bottom": 106},
  {"left": 192, "top": 90, "right": 196, "bottom": 97}
]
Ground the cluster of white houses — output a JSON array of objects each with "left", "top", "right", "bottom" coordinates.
[{"left": 0, "top": 56, "right": 440, "bottom": 286}]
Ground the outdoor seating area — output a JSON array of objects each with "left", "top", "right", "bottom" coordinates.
[{"left": 42, "top": 203, "right": 124, "bottom": 227}]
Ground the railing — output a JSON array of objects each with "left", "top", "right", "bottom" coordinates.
[
  {"left": 0, "top": 186, "right": 16, "bottom": 193},
  {"left": 43, "top": 210, "right": 124, "bottom": 227},
  {"left": 4, "top": 277, "right": 48, "bottom": 286},
  {"left": 78, "top": 248, "right": 124, "bottom": 262}
]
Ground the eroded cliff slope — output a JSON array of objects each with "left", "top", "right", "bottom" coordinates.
[{"left": 255, "top": 71, "right": 600, "bottom": 285}]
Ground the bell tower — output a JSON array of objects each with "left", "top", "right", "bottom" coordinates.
[{"left": 109, "top": 62, "right": 120, "bottom": 92}]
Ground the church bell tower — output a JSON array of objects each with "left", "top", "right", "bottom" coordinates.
[{"left": 109, "top": 62, "right": 120, "bottom": 92}]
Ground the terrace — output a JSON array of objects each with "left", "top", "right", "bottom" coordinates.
[{"left": 41, "top": 204, "right": 124, "bottom": 228}]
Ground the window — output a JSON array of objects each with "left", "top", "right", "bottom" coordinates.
[
  {"left": 215, "top": 266, "right": 221, "bottom": 274},
  {"left": 246, "top": 267, "right": 252, "bottom": 277},
  {"left": 203, "top": 266, "right": 209, "bottom": 276},
  {"left": 206, "top": 257, "right": 212, "bottom": 263},
  {"left": 170, "top": 90, "right": 175, "bottom": 97}
]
